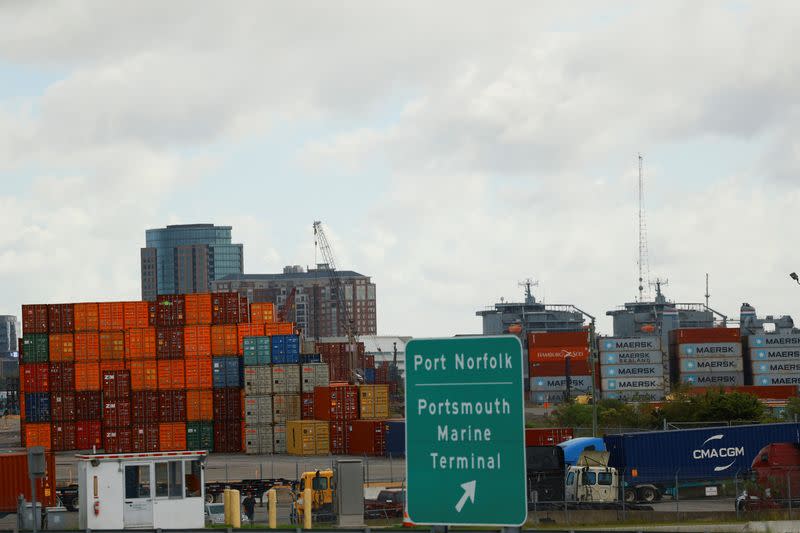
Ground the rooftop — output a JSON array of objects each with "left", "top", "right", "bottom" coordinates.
[{"left": 219, "top": 269, "right": 368, "bottom": 282}]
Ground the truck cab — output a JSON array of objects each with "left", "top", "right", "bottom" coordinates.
[
  {"left": 564, "top": 451, "right": 619, "bottom": 504},
  {"left": 294, "top": 470, "right": 334, "bottom": 520},
  {"left": 739, "top": 442, "right": 800, "bottom": 511}
]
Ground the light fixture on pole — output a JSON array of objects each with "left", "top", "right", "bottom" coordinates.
[{"left": 791, "top": 272, "right": 799, "bottom": 285}]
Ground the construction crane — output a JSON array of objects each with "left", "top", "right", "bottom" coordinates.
[
  {"left": 278, "top": 287, "right": 297, "bottom": 323},
  {"left": 312, "top": 221, "right": 361, "bottom": 384}
]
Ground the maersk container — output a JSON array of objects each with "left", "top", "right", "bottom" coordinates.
[
  {"left": 751, "top": 348, "right": 800, "bottom": 361},
  {"left": 602, "top": 351, "right": 663, "bottom": 365},
  {"left": 749, "top": 334, "right": 800, "bottom": 348},
  {"left": 676, "top": 343, "right": 742, "bottom": 358},
  {"left": 600, "top": 364, "right": 662, "bottom": 378},
  {"left": 530, "top": 375, "right": 592, "bottom": 392},
  {"left": 754, "top": 374, "right": 800, "bottom": 387},
  {"left": 604, "top": 423, "right": 800, "bottom": 485},
  {"left": 600, "top": 336, "right": 660, "bottom": 352},
  {"left": 602, "top": 377, "right": 663, "bottom": 391},
  {"left": 602, "top": 390, "right": 665, "bottom": 401},
  {"left": 680, "top": 358, "right": 743, "bottom": 373},
  {"left": 530, "top": 391, "right": 577, "bottom": 404},
  {"left": 680, "top": 372, "right": 744, "bottom": 386},
  {"left": 752, "top": 361, "right": 800, "bottom": 375}
]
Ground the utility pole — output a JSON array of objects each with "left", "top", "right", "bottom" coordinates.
[{"left": 705, "top": 273, "right": 710, "bottom": 308}]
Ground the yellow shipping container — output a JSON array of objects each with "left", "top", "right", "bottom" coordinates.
[
  {"left": 287, "top": 420, "right": 330, "bottom": 456},
  {"left": 358, "top": 385, "right": 389, "bottom": 419}
]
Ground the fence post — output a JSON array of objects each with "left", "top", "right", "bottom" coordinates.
[
  {"left": 788, "top": 468, "right": 793, "bottom": 520},
  {"left": 621, "top": 469, "right": 626, "bottom": 521},
  {"left": 225, "top": 463, "right": 229, "bottom": 483}
]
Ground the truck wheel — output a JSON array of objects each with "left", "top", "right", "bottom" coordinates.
[
  {"left": 624, "top": 489, "right": 636, "bottom": 503},
  {"left": 638, "top": 486, "right": 657, "bottom": 503}
]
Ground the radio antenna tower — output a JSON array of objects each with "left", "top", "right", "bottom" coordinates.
[
  {"left": 637, "top": 153, "right": 651, "bottom": 302},
  {"left": 518, "top": 278, "right": 539, "bottom": 304}
]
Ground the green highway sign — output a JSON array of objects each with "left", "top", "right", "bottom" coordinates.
[{"left": 405, "top": 336, "right": 527, "bottom": 526}]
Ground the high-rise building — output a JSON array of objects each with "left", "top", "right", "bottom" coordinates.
[
  {"left": 211, "top": 265, "right": 377, "bottom": 338},
  {"left": 141, "top": 224, "right": 244, "bottom": 300},
  {"left": 0, "top": 315, "right": 18, "bottom": 355}
]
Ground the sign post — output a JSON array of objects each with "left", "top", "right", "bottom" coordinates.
[
  {"left": 28, "top": 446, "right": 46, "bottom": 533},
  {"left": 405, "top": 336, "right": 527, "bottom": 526}
]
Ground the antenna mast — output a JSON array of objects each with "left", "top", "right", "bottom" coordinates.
[
  {"left": 518, "top": 278, "right": 538, "bottom": 304},
  {"left": 637, "top": 153, "right": 651, "bottom": 301},
  {"left": 705, "top": 273, "right": 710, "bottom": 308}
]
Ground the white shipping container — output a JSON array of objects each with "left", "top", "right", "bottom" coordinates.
[
  {"left": 602, "top": 389, "right": 666, "bottom": 401},
  {"left": 680, "top": 373, "right": 744, "bottom": 386},
  {"left": 602, "top": 377, "right": 664, "bottom": 391},
  {"left": 301, "top": 363, "right": 330, "bottom": 393},
  {"left": 273, "top": 424, "right": 287, "bottom": 454},
  {"left": 244, "top": 395, "right": 273, "bottom": 426},
  {"left": 244, "top": 366, "right": 272, "bottom": 396},
  {"left": 600, "top": 336, "right": 661, "bottom": 352},
  {"left": 754, "top": 374, "right": 800, "bottom": 386},
  {"left": 680, "top": 358, "right": 744, "bottom": 373},
  {"left": 601, "top": 351, "right": 663, "bottom": 365},
  {"left": 272, "top": 365, "right": 301, "bottom": 394},
  {"left": 272, "top": 394, "right": 301, "bottom": 424},
  {"left": 677, "top": 343, "right": 742, "bottom": 358},
  {"left": 529, "top": 375, "right": 592, "bottom": 392},
  {"left": 600, "top": 364, "right": 663, "bottom": 378},
  {"left": 749, "top": 334, "right": 800, "bottom": 348},
  {"left": 752, "top": 361, "right": 800, "bottom": 375},
  {"left": 751, "top": 348, "right": 800, "bottom": 361}
]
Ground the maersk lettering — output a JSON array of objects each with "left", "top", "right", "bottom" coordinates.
[
  {"left": 697, "top": 375, "right": 737, "bottom": 384},
  {"left": 697, "top": 360, "right": 737, "bottom": 369},
  {"left": 618, "top": 379, "right": 659, "bottom": 388},
  {"left": 764, "top": 336, "right": 800, "bottom": 346},
  {"left": 694, "top": 346, "right": 735, "bottom": 354},
  {"left": 767, "top": 363, "right": 800, "bottom": 372},
  {"left": 617, "top": 367, "right": 655, "bottom": 375}
]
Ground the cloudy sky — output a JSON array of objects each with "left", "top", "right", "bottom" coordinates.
[{"left": 1, "top": 1, "right": 798, "bottom": 337}]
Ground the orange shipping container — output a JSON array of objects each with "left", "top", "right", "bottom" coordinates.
[
  {"left": 184, "top": 326, "right": 212, "bottom": 358},
  {"left": 74, "top": 332, "right": 100, "bottom": 362},
  {"left": 186, "top": 390, "right": 214, "bottom": 421},
  {"left": 159, "top": 422, "right": 187, "bottom": 451},
  {"left": 100, "top": 361, "right": 125, "bottom": 373},
  {"left": 158, "top": 360, "right": 186, "bottom": 390},
  {"left": 24, "top": 423, "right": 52, "bottom": 450},
  {"left": 237, "top": 323, "right": 265, "bottom": 355},
  {"left": 74, "top": 363, "right": 100, "bottom": 391},
  {"left": 49, "top": 333, "right": 75, "bottom": 362},
  {"left": 250, "top": 303, "right": 275, "bottom": 324},
  {"left": 127, "top": 359, "right": 158, "bottom": 390},
  {"left": 264, "top": 322, "right": 295, "bottom": 336},
  {"left": 185, "top": 356, "right": 212, "bottom": 389},
  {"left": 99, "top": 331, "right": 125, "bottom": 361},
  {"left": 124, "top": 301, "right": 151, "bottom": 329},
  {"left": 98, "top": 302, "right": 124, "bottom": 331},
  {"left": 125, "top": 328, "right": 156, "bottom": 360},
  {"left": 185, "top": 294, "right": 212, "bottom": 325},
  {"left": 74, "top": 303, "right": 99, "bottom": 332},
  {"left": 211, "top": 325, "right": 238, "bottom": 355},
  {"left": 529, "top": 346, "right": 590, "bottom": 363},
  {"left": 528, "top": 331, "right": 588, "bottom": 348}
]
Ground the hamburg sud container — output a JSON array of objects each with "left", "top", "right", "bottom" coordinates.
[
  {"left": 749, "top": 333, "right": 800, "bottom": 388},
  {"left": 599, "top": 336, "right": 664, "bottom": 400},
  {"left": 671, "top": 328, "right": 743, "bottom": 389}
]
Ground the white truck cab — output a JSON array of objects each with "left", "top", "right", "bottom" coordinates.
[{"left": 564, "top": 451, "right": 619, "bottom": 503}]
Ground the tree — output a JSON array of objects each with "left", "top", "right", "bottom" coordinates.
[{"left": 651, "top": 390, "right": 766, "bottom": 426}]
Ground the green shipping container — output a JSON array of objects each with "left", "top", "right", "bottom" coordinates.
[
  {"left": 21, "top": 335, "right": 49, "bottom": 363},
  {"left": 243, "top": 336, "right": 271, "bottom": 366},
  {"left": 186, "top": 422, "right": 214, "bottom": 451}
]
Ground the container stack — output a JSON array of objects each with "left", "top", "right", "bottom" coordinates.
[
  {"left": 599, "top": 336, "right": 666, "bottom": 401},
  {"left": 316, "top": 341, "right": 366, "bottom": 382},
  {"left": 748, "top": 332, "right": 800, "bottom": 388},
  {"left": 313, "top": 383, "right": 359, "bottom": 454},
  {"left": 669, "top": 328, "right": 744, "bottom": 388},
  {"left": 527, "top": 331, "right": 592, "bottom": 404}
]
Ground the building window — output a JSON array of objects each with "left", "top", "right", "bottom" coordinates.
[{"left": 155, "top": 461, "right": 184, "bottom": 499}]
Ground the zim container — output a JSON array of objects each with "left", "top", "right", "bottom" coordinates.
[
  {"left": 102, "top": 370, "right": 131, "bottom": 398},
  {"left": 186, "top": 421, "right": 214, "bottom": 451},
  {"left": 287, "top": 420, "right": 329, "bottom": 456},
  {"left": 102, "top": 399, "right": 131, "bottom": 427},
  {"left": 50, "top": 392, "right": 76, "bottom": 421},
  {"left": 47, "top": 304, "right": 75, "bottom": 333},
  {"left": 103, "top": 427, "right": 132, "bottom": 453},
  {"left": 132, "top": 423, "right": 160, "bottom": 452}
]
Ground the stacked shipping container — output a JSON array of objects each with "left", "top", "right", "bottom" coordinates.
[
  {"left": 669, "top": 328, "right": 744, "bottom": 388},
  {"left": 748, "top": 333, "right": 800, "bottom": 388},
  {"left": 527, "top": 331, "right": 592, "bottom": 404},
  {"left": 599, "top": 336, "right": 666, "bottom": 401}
]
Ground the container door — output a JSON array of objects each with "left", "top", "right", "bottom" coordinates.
[{"left": 123, "top": 463, "right": 153, "bottom": 528}]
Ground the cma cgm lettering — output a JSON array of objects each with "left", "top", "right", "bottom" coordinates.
[
  {"left": 529, "top": 375, "right": 592, "bottom": 391},
  {"left": 755, "top": 374, "right": 800, "bottom": 386},
  {"left": 601, "top": 337, "right": 660, "bottom": 352},
  {"left": 681, "top": 373, "right": 744, "bottom": 386},
  {"left": 680, "top": 358, "right": 743, "bottom": 373},
  {"left": 602, "top": 351, "right": 663, "bottom": 365},
  {"left": 751, "top": 348, "right": 800, "bottom": 360},
  {"left": 600, "top": 364, "right": 663, "bottom": 378},
  {"left": 752, "top": 362, "right": 800, "bottom": 374},
  {"left": 750, "top": 334, "right": 800, "bottom": 347},
  {"left": 677, "top": 343, "right": 742, "bottom": 357},
  {"left": 601, "top": 378, "right": 663, "bottom": 391}
]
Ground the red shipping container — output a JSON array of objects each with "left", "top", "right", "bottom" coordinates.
[
  {"left": 19, "top": 394, "right": 24, "bottom": 420},
  {"left": 103, "top": 427, "right": 133, "bottom": 453},
  {"left": 185, "top": 356, "right": 212, "bottom": 389},
  {"left": 212, "top": 388, "right": 242, "bottom": 421},
  {"left": 22, "top": 304, "right": 49, "bottom": 334},
  {"left": 159, "top": 422, "right": 187, "bottom": 451},
  {"left": 147, "top": 301, "right": 157, "bottom": 326},
  {"left": 211, "top": 292, "right": 240, "bottom": 325},
  {"left": 528, "top": 331, "right": 588, "bottom": 348},
  {"left": 125, "top": 328, "right": 156, "bottom": 359},
  {"left": 49, "top": 333, "right": 74, "bottom": 362},
  {"left": 670, "top": 327, "right": 741, "bottom": 344},
  {"left": 211, "top": 325, "right": 238, "bottom": 355},
  {"left": 74, "top": 332, "right": 100, "bottom": 362},
  {"left": 123, "top": 301, "right": 150, "bottom": 329},
  {"left": 50, "top": 392, "right": 76, "bottom": 421},
  {"left": 132, "top": 391, "right": 160, "bottom": 423},
  {"left": 530, "top": 360, "right": 592, "bottom": 376},
  {"left": 348, "top": 420, "right": 386, "bottom": 455},
  {"left": 23, "top": 363, "right": 49, "bottom": 393},
  {"left": 213, "top": 420, "right": 242, "bottom": 453},
  {"left": 74, "top": 303, "right": 99, "bottom": 332},
  {"left": 185, "top": 294, "right": 212, "bottom": 325},
  {"left": 103, "top": 399, "right": 132, "bottom": 427},
  {"left": 314, "top": 385, "right": 359, "bottom": 421},
  {"left": 329, "top": 421, "right": 350, "bottom": 455},
  {"left": 301, "top": 392, "right": 314, "bottom": 419},
  {"left": 364, "top": 355, "right": 375, "bottom": 369},
  {"left": 76, "top": 420, "right": 102, "bottom": 449},
  {"left": 47, "top": 304, "right": 75, "bottom": 334},
  {"left": 239, "top": 296, "right": 250, "bottom": 323},
  {"left": 127, "top": 359, "right": 158, "bottom": 391},
  {"left": 102, "top": 370, "right": 131, "bottom": 399},
  {"left": 99, "top": 331, "right": 124, "bottom": 361},
  {"left": 250, "top": 302, "right": 275, "bottom": 324},
  {"left": 51, "top": 422, "right": 77, "bottom": 451},
  {"left": 237, "top": 323, "right": 264, "bottom": 355},
  {"left": 0, "top": 451, "right": 57, "bottom": 512},
  {"left": 184, "top": 325, "right": 212, "bottom": 358},
  {"left": 156, "top": 327, "right": 184, "bottom": 359},
  {"left": 75, "top": 392, "right": 102, "bottom": 420},
  {"left": 158, "top": 390, "right": 187, "bottom": 422},
  {"left": 98, "top": 302, "right": 124, "bottom": 331},
  {"left": 529, "top": 346, "right": 590, "bottom": 363},
  {"left": 157, "top": 359, "right": 186, "bottom": 390},
  {"left": 132, "top": 423, "right": 160, "bottom": 452},
  {"left": 186, "top": 390, "right": 214, "bottom": 421},
  {"left": 155, "top": 295, "right": 186, "bottom": 327},
  {"left": 525, "top": 427, "right": 574, "bottom": 446},
  {"left": 49, "top": 363, "right": 75, "bottom": 392},
  {"left": 100, "top": 361, "right": 126, "bottom": 375}
]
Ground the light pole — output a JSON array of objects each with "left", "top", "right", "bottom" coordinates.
[{"left": 791, "top": 272, "right": 800, "bottom": 285}]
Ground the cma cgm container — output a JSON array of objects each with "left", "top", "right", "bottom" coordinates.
[
  {"left": 604, "top": 422, "right": 800, "bottom": 489},
  {"left": 0, "top": 450, "right": 57, "bottom": 512}
]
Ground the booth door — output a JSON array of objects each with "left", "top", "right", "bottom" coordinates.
[{"left": 123, "top": 464, "right": 154, "bottom": 528}]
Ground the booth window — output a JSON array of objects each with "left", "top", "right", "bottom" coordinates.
[
  {"left": 185, "top": 460, "right": 202, "bottom": 498},
  {"left": 125, "top": 465, "right": 151, "bottom": 499},
  {"left": 156, "top": 461, "right": 184, "bottom": 498}
]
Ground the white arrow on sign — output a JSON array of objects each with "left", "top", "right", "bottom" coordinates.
[{"left": 454, "top": 480, "right": 476, "bottom": 513}]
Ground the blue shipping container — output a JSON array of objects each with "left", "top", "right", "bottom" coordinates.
[
  {"left": 212, "top": 357, "right": 242, "bottom": 388},
  {"left": 385, "top": 420, "right": 405, "bottom": 457},
  {"left": 604, "top": 422, "right": 800, "bottom": 484},
  {"left": 25, "top": 392, "right": 51, "bottom": 422},
  {"left": 272, "top": 352, "right": 300, "bottom": 364},
  {"left": 364, "top": 368, "right": 376, "bottom": 384}
]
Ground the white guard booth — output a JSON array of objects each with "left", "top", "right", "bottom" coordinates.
[{"left": 77, "top": 450, "right": 207, "bottom": 529}]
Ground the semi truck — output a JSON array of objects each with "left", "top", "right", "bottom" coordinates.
[{"left": 737, "top": 442, "right": 800, "bottom": 511}]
